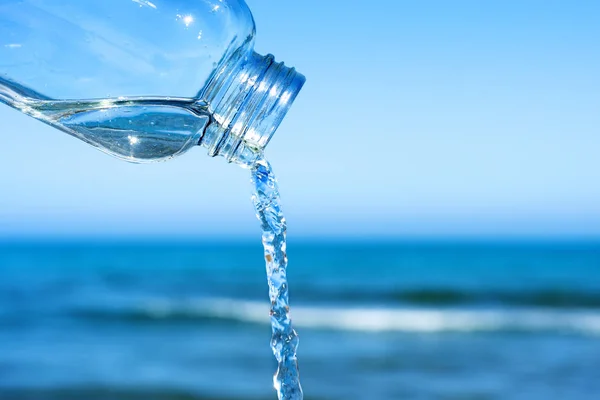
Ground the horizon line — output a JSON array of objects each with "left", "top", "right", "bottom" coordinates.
[{"left": 1, "top": 233, "right": 599, "bottom": 245}]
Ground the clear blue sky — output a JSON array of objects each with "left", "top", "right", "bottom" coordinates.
[{"left": 1, "top": 0, "right": 599, "bottom": 239}]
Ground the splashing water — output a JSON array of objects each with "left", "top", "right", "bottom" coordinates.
[{"left": 251, "top": 159, "right": 302, "bottom": 400}]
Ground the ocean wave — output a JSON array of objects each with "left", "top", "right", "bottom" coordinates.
[
  {"left": 0, "top": 386, "right": 246, "bottom": 400},
  {"left": 73, "top": 298, "right": 600, "bottom": 336},
  {"left": 293, "top": 287, "right": 600, "bottom": 309}
]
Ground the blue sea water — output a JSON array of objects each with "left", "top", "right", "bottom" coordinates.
[{"left": 0, "top": 240, "right": 599, "bottom": 400}]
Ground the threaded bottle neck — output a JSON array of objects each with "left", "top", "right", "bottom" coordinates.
[{"left": 199, "top": 51, "right": 305, "bottom": 165}]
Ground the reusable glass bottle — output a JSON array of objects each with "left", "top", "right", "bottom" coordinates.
[{"left": 0, "top": 0, "right": 305, "bottom": 165}]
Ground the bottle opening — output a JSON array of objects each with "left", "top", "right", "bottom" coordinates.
[{"left": 200, "top": 51, "right": 305, "bottom": 164}]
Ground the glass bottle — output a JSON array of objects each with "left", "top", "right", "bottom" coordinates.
[{"left": 0, "top": 0, "right": 305, "bottom": 165}]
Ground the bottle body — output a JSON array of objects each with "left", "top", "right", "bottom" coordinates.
[{"left": 0, "top": 0, "right": 304, "bottom": 164}]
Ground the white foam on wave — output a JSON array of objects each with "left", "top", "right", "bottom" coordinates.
[{"left": 136, "top": 297, "right": 600, "bottom": 336}]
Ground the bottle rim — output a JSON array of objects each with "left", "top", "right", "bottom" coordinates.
[{"left": 201, "top": 51, "right": 305, "bottom": 164}]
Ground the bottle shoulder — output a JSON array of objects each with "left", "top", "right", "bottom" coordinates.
[{"left": 0, "top": 0, "right": 256, "bottom": 100}]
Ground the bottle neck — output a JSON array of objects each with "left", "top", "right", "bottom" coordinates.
[{"left": 199, "top": 51, "right": 305, "bottom": 165}]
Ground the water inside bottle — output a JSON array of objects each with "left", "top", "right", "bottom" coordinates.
[{"left": 18, "top": 97, "right": 211, "bottom": 162}]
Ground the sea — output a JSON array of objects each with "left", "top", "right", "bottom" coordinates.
[{"left": 0, "top": 240, "right": 599, "bottom": 400}]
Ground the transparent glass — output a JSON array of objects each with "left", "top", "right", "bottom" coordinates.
[{"left": 0, "top": 0, "right": 304, "bottom": 165}]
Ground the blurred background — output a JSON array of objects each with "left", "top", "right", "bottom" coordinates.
[{"left": 1, "top": 1, "right": 600, "bottom": 399}]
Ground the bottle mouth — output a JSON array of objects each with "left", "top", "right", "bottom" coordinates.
[{"left": 201, "top": 51, "right": 305, "bottom": 164}]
